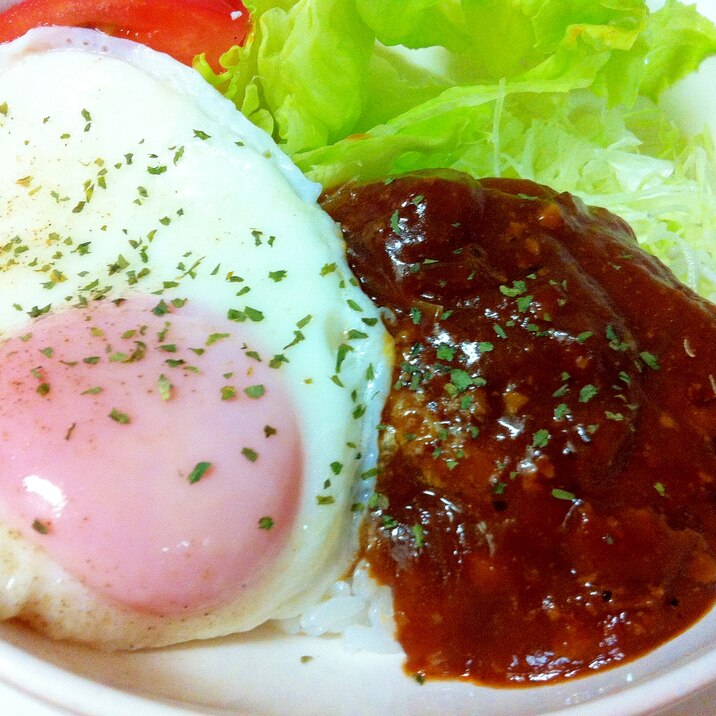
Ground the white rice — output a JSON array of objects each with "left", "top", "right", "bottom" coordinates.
[{"left": 276, "top": 560, "right": 401, "bottom": 655}]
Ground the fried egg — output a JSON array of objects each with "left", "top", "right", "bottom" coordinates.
[{"left": 0, "top": 27, "right": 391, "bottom": 649}]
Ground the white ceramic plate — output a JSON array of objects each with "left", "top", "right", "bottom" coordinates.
[{"left": 0, "top": 1, "right": 715, "bottom": 714}]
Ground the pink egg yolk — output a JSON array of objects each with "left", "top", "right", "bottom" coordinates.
[{"left": 0, "top": 297, "right": 302, "bottom": 615}]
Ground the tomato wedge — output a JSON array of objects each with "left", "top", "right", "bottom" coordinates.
[{"left": 0, "top": 0, "right": 249, "bottom": 70}]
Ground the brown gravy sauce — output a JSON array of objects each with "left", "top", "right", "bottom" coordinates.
[{"left": 321, "top": 171, "right": 716, "bottom": 686}]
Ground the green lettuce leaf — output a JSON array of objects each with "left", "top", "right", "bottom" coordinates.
[
  {"left": 196, "top": 0, "right": 374, "bottom": 154},
  {"left": 194, "top": 0, "right": 716, "bottom": 298},
  {"left": 356, "top": 0, "right": 648, "bottom": 96},
  {"left": 639, "top": 0, "right": 716, "bottom": 100},
  {"left": 196, "top": 0, "right": 715, "bottom": 155},
  {"left": 354, "top": 0, "right": 471, "bottom": 53}
]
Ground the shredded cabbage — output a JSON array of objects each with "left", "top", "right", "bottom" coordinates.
[{"left": 195, "top": 0, "right": 716, "bottom": 300}]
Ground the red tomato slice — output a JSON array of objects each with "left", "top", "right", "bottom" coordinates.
[{"left": 0, "top": 0, "right": 249, "bottom": 71}]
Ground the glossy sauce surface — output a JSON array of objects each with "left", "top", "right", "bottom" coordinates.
[{"left": 322, "top": 171, "right": 716, "bottom": 685}]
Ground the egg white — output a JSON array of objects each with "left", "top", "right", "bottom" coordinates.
[{"left": 0, "top": 27, "right": 391, "bottom": 649}]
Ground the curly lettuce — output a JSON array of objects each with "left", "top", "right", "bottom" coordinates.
[{"left": 195, "top": 0, "right": 716, "bottom": 299}]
